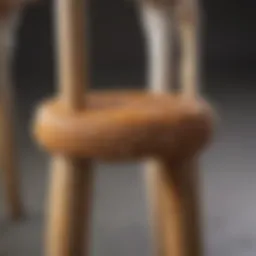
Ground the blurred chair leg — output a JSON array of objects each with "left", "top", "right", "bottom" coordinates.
[
  {"left": 45, "top": 156, "right": 93, "bottom": 256},
  {"left": 0, "top": 11, "right": 23, "bottom": 220},
  {"left": 145, "top": 159, "right": 203, "bottom": 256},
  {"left": 175, "top": 0, "right": 200, "bottom": 96},
  {"left": 0, "top": 98, "right": 23, "bottom": 220}
]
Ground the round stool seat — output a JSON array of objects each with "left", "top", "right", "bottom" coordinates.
[{"left": 33, "top": 91, "right": 214, "bottom": 161}]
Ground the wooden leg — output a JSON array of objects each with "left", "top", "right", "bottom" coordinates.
[
  {"left": 139, "top": 2, "right": 174, "bottom": 93},
  {"left": 46, "top": 156, "right": 93, "bottom": 256},
  {"left": 175, "top": 0, "right": 200, "bottom": 96},
  {"left": 145, "top": 159, "right": 203, "bottom": 256},
  {"left": 0, "top": 97, "right": 23, "bottom": 220},
  {"left": 0, "top": 16, "right": 23, "bottom": 220}
]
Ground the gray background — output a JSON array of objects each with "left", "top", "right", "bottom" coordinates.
[{"left": 1, "top": 0, "right": 256, "bottom": 255}]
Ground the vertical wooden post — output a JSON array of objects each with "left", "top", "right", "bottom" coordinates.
[
  {"left": 144, "top": 160, "right": 184, "bottom": 256},
  {"left": 146, "top": 160, "right": 203, "bottom": 256},
  {"left": 54, "top": 0, "right": 88, "bottom": 109},
  {"left": 0, "top": 14, "right": 23, "bottom": 220},
  {"left": 140, "top": 3, "right": 173, "bottom": 93},
  {"left": 45, "top": 0, "right": 92, "bottom": 256},
  {"left": 46, "top": 157, "right": 92, "bottom": 256},
  {"left": 176, "top": 0, "right": 200, "bottom": 96}
]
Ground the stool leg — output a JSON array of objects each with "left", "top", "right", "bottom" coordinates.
[
  {"left": 145, "top": 159, "right": 203, "bottom": 256},
  {"left": 0, "top": 103, "right": 23, "bottom": 220},
  {"left": 0, "top": 17, "right": 23, "bottom": 219},
  {"left": 46, "top": 156, "right": 93, "bottom": 256},
  {"left": 175, "top": 0, "right": 200, "bottom": 96},
  {"left": 139, "top": 2, "right": 173, "bottom": 93}
]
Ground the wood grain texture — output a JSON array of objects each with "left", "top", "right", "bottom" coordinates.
[
  {"left": 33, "top": 92, "right": 213, "bottom": 161},
  {"left": 45, "top": 156, "right": 93, "bottom": 256}
]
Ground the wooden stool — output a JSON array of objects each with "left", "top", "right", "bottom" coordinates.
[{"left": 32, "top": 0, "right": 215, "bottom": 255}]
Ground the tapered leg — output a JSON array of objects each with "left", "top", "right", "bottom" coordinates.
[
  {"left": 145, "top": 159, "right": 203, "bottom": 256},
  {"left": 0, "top": 98, "right": 23, "bottom": 220},
  {"left": 46, "top": 156, "right": 93, "bottom": 256},
  {"left": 175, "top": 0, "right": 200, "bottom": 96},
  {"left": 139, "top": 2, "right": 174, "bottom": 93},
  {"left": 0, "top": 13, "right": 23, "bottom": 220}
]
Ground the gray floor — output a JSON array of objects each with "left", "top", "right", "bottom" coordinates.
[{"left": 0, "top": 74, "right": 256, "bottom": 255}]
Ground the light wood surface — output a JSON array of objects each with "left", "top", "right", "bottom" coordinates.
[
  {"left": 54, "top": 0, "right": 88, "bottom": 109},
  {"left": 175, "top": 0, "right": 200, "bottom": 95},
  {"left": 29, "top": 0, "right": 213, "bottom": 255},
  {"left": 140, "top": 3, "right": 173, "bottom": 92},
  {"left": 146, "top": 160, "right": 203, "bottom": 256},
  {"left": 45, "top": 0, "right": 92, "bottom": 255},
  {"left": 46, "top": 157, "right": 92, "bottom": 256},
  {"left": 33, "top": 92, "right": 212, "bottom": 161}
]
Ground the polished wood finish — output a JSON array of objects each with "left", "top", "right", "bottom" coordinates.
[
  {"left": 31, "top": 0, "right": 214, "bottom": 255},
  {"left": 44, "top": 0, "right": 92, "bottom": 255},
  {"left": 33, "top": 92, "right": 213, "bottom": 161},
  {"left": 147, "top": 160, "right": 204, "bottom": 256},
  {"left": 54, "top": 0, "right": 88, "bottom": 108},
  {"left": 33, "top": 92, "right": 214, "bottom": 256},
  {"left": 46, "top": 157, "right": 92, "bottom": 256}
]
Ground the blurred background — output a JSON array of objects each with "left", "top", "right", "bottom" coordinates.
[{"left": 0, "top": 0, "right": 256, "bottom": 255}]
